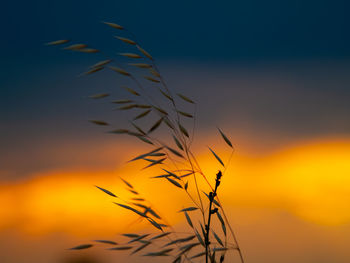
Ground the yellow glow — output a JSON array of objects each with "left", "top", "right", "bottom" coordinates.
[
  {"left": 211, "top": 139, "right": 350, "bottom": 225},
  {"left": 0, "top": 139, "right": 349, "bottom": 237}
]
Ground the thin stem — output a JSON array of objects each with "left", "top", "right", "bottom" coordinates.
[{"left": 205, "top": 171, "right": 222, "bottom": 263}]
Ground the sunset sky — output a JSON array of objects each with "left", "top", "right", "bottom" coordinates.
[{"left": 1, "top": 1, "right": 350, "bottom": 263}]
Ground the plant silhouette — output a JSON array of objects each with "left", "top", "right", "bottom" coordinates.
[{"left": 48, "top": 21, "right": 245, "bottom": 263}]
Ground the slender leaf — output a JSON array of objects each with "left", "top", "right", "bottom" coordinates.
[
  {"left": 217, "top": 211, "right": 226, "bottom": 236},
  {"left": 166, "top": 177, "right": 182, "bottom": 188},
  {"left": 178, "top": 123, "right": 189, "bottom": 137},
  {"left": 137, "top": 136, "right": 154, "bottom": 145},
  {"left": 191, "top": 252, "right": 206, "bottom": 259},
  {"left": 69, "top": 244, "right": 93, "bottom": 250},
  {"left": 129, "top": 147, "right": 163, "bottom": 162},
  {"left": 131, "top": 242, "right": 151, "bottom": 254},
  {"left": 179, "top": 207, "right": 198, "bottom": 212},
  {"left": 89, "top": 120, "right": 109, "bottom": 126},
  {"left": 134, "top": 109, "right": 151, "bottom": 120},
  {"left": 122, "top": 233, "right": 139, "bottom": 238},
  {"left": 150, "top": 232, "right": 171, "bottom": 240},
  {"left": 120, "top": 178, "right": 133, "bottom": 189},
  {"left": 95, "top": 186, "right": 117, "bottom": 197},
  {"left": 213, "top": 231, "right": 224, "bottom": 246},
  {"left": 112, "top": 99, "right": 133, "bottom": 104},
  {"left": 184, "top": 211, "right": 193, "bottom": 228},
  {"left": 89, "top": 93, "right": 109, "bottom": 99},
  {"left": 194, "top": 229, "right": 205, "bottom": 247},
  {"left": 108, "top": 246, "right": 133, "bottom": 250},
  {"left": 148, "top": 118, "right": 163, "bottom": 133},
  {"left": 172, "top": 135, "right": 184, "bottom": 151},
  {"left": 142, "top": 158, "right": 166, "bottom": 169},
  {"left": 166, "top": 146, "right": 184, "bottom": 158},
  {"left": 218, "top": 128, "right": 233, "bottom": 148},
  {"left": 177, "top": 110, "right": 193, "bottom": 118},
  {"left": 128, "top": 234, "right": 149, "bottom": 243},
  {"left": 208, "top": 147, "right": 225, "bottom": 167},
  {"left": 177, "top": 93, "right": 195, "bottom": 104},
  {"left": 147, "top": 218, "right": 163, "bottom": 230},
  {"left": 114, "top": 203, "right": 147, "bottom": 218},
  {"left": 144, "top": 249, "right": 173, "bottom": 257},
  {"left": 94, "top": 240, "right": 118, "bottom": 245}
]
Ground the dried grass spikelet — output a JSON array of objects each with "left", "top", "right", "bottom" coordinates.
[
  {"left": 94, "top": 240, "right": 118, "bottom": 245},
  {"left": 135, "top": 104, "right": 151, "bottom": 109},
  {"left": 208, "top": 147, "right": 225, "bottom": 167},
  {"left": 178, "top": 123, "right": 189, "bottom": 137},
  {"left": 129, "top": 63, "right": 152, "bottom": 68},
  {"left": 77, "top": 48, "right": 99, "bottom": 53},
  {"left": 153, "top": 106, "right": 168, "bottom": 115},
  {"left": 133, "top": 109, "right": 151, "bottom": 120},
  {"left": 45, "top": 39, "right": 69, "bottom": 46},
  {"left": 131, "top": 123, "right": 146, "bottom": 135},
  {"left": 144, "top": 75, "right": 160, "bottom": 83},
  {"left": 172, "top": 135, "right": 184, "bottom": 151},
  {"left": 148, "top": 118, "right": 163, "bottom": 133},
  {"left": 69, "top": 244, "right": 93, "bottom": 250},
  {"left": 102, "top": 21, "right": 124, "bottom": 30},
  {"left": 63, "top": 44, "right": 88, "bottom": 50},
  {"left": 191, "top": 252, "right": 206, "bottom": 259},
  {"left": 150, "top": 232, "right": 171, "bottom": 240},
  {"left": 142, "top": 157, "right": 165, "bottom": 169},
  {"left": 111, "top": 99, "right": 133, "bottom": 104},
  {"left": 89, "top": 120, "right": 109, "bottom": 126},
  {"left": 216, "top": 211, "right": 227, "bottom": 236},
  {"left": 119, "top": 53, "right": 142, "bottom": 58},
  {"left": 184, "top": 211, "right": 193, "bottom": 227},
  {"left": 122, "top": 86, "right": 140, "bottom": 96},
  {"left": 91, "top": 59, "right": 112, "bottom": 68},
  {"left": 80, "top": 66, "right": 104, "bottom": 76},
  {"left": 118, "top": 104, "right": 137, "bottom": 110},
  {"left": 109, "top": 129, "right": 129, "bottom": 134},
  {"left": 218, "top": 128, "right": 233, "bottom": 148},
  {"left": 137, "top": 136, "right": 154, "bottom": 145},
  {"left": 177, "top": 93, "right": 195, "bottom": 104},
  {"left": 177, "top": 110, "right": 193, "bottom": 118},
  {"left": 149, "top": 68, "right": 161, "bottom": 78},
  {"left": 159, "top": 89, "right": 173, "bottom": 101},
  {"left": 213, "top": 231, "right": 224, "bottom": 247},
  {"left": 137, "top": 45, "right": 153, "bottom": 60},
  {"left": 131, "top": 242, "right": 151, "bottom": 254},
  {"left": 179, "top": 207, "right": 198, "bottom": 212},
  {"left": 115, "top": 36, "right": 136, "bottom": 45},
  {"left": 165, "top": 146, "right": 184, "bottom": 158},
  {"left": 109, "top": 66, "right": 131, "bottom": 76},
  {"left": 88, "top": 93, "right": 110, "bottom": 99},
  {"left": 163, "top": 118, "right": 175, "bottom": 129},
  {"left": 95, "top": 185, "right": 117, "bottom": 197},
  {"left": 108, "top": 246, "right": 133, "bottom": 250}
]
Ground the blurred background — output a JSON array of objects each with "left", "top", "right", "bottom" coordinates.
[{"left": 1, "top": 0, "right": 350, "bottom": 262}]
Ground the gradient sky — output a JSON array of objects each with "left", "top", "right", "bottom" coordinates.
[{"left": 1, "top": 1, "right": 350, "bottom": 263}]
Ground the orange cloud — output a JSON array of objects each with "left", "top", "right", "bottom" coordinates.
[{"left": 0, "top": 138, "right": 349, "bottom": 238}]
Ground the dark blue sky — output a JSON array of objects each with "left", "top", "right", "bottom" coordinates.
[
  {"left": 1, "top": 0, "right": 350, "bottom": 179},
  {"left": 1, "top": 0, "right": 350, "bottom": 63}
]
